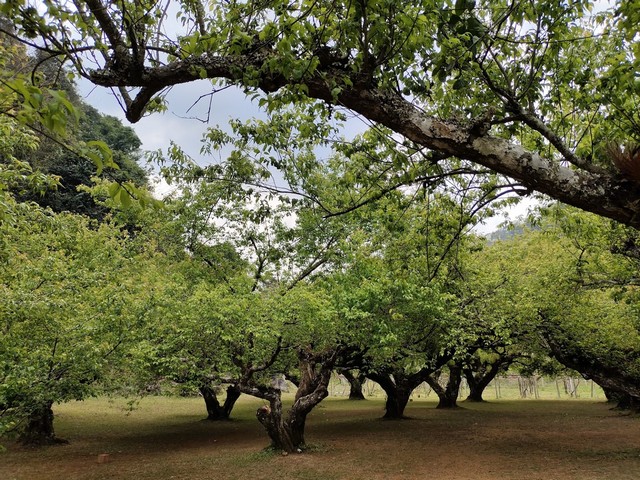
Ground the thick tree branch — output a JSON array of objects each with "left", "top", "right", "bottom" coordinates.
[
  {"left": 506, "top": 103, "right": 607, "bottom": 175},
  {"left": 86, "top": 50, "right": 640, "bottom": 229},
  {"left": 83, "top": 0, "right": 126, "bottom": 52}
]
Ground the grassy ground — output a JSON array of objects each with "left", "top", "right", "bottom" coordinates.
[
  {"left": 1, "top": 392, "right": 638, "bottom": 480},
  {"left": 329, "top": 375, "right": 604, "bottom": 401}
]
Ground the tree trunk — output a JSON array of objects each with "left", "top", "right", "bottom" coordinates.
[
  {"left": 241, "top": 352, "right": 334, "bottom": 452},
  {"left": 383, "top": 384, "right": 412, "bottom": 419},
  {"left": 601, "top": 387, "right": 640, "bottom": 411},
  {"left": 465, "top": 382, "right": 486, "bottom": 402},
  {"left": 339, "top": 369, "right": 366, "bottom": 400},
  {"left": 602, "top": 387, "right": 618, "bottom": 403},
  {"left": 284, "top": 355, "right": 332, "bottom": 448},
  {"left": 463, "top": 359, "right": 507, "bottom": 402},
  {"left": 366, "top": 371, "right": 423, "bottom": 419},
  {"left": 256, "top": 396, "right": 296, "bottom": 452},
  {"left": 199, "top": 384, "right": 241, "bottom": 420},
  {"left": 19, "top": 402, "right": 66, "bottom": 446},
  {"left": 427, "top": 365, "right": 463, "bottom": 409}
]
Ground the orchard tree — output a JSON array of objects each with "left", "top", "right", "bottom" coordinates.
[
  {"left": 330, "top": 248, "right": 452, "bottom": 418},
  {"left": 336, "top": 369, "right": 367, "bottom": 400},
  {"left": 134, "top": 158, "right": 345, "bottom": 421},
  {"left": 0, "top": 207, "right": 165, "bottom": 445},
  {"left": 453, "top": 229, "right": 548, "bottom": 403},
  {"left": 3, "top": 1, "right": 640, "bottom": 226},
  {"left": 461, "top": 351, "right": 514, "bottom": 402},
  {"left": 531, "top": 206, "right": 640, "bottom": 408},
  {"left": 470, "top": 206, "right": 640, "bottom": 409},
  {"left": 326, "top": 187, "right": 491, "bottom": 417},
  {"left": 234, "top": 284, "right": 344, "bottom": 452},
  {"left": 149, "top": 277, "right": 343, "bottom": 452},
  {"left": 0, "top": 90, "right": 166, "bottom": 444}
]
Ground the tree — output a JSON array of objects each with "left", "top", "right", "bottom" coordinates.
[
  {"left": 3, "top": 1, "right": 640, "bottom": 227},
  {"left": 337, "top": 369, "right": 366, "bottom": 400},
  {"left": 425, "top": 364, "right": 464, "bottom": 409},
  {"left": 11, "top": 53, "right": 148, "bottom": 219},
  {"left": 162, "top": 280, "right": 343, "bottom": 452},
  {"left": 453, "top": 228, "right": 546, "bottom": 403},
  {"left": 18, "top": 101, "right": 148, "bottom": 220},
  {"left": 132, "top": 155, "right": 345, "bottom": 421},
  {"left": 326, "top": 190, "right": 480, "bottom": 418},
  {"left": 0, "top": 20, "right": 151, "bottom": 214},
  {"left": 0, "top": 207, "right": 164, "bottom": 445},
  {"left": 462, "top": 351, "right": 513, "bottom": 402},
  {"left": 472, "top": 207, "right": 640, "bottom": 409},
  {"left": 532, "top": 206, "right": 640, "bottom": 408}
]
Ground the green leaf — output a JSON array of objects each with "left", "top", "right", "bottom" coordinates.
[
  {"left": 119, "top": 187, "right": 132, "bottom": 208},
  {"left": 108, "top": 182, "right": 121, "bottom": 198}
]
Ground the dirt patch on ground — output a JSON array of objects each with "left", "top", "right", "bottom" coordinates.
[{"left": 2, "top": 397, "right": 639, "bottom": 480}]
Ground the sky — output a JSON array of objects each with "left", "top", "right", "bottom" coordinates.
[{"left": 78, "top": 79, "right": 258, "bottom": 162}]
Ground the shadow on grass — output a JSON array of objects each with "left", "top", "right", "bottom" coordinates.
[{"left": 3, "top": 397, "right": 640, "bottom": 480}]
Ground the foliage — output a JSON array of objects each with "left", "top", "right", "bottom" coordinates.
[
  {"left": 18, "top": 100, "right": 149, "bottom": 220},
  {"left": 324, "top": 192, "right": 477, "bottom": 381},
  {"left": 4, "top": 0, "right": 640, "bottom": 445},
  {"left": 0, "top": 27, "right": 156, "bottom": 215},
  {"left": 3, "top": 0, "right": 640, "bottom": 225},
  {"left": 0, "top": 205, "right": 167, "bottom": 441},
  {"left": 471, "top": 206, "right": 640, "bottom": 400}
]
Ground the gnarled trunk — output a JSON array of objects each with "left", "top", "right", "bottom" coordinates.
[
  {"left": 602, "top": 387, "right": 640, "bottom": 411},
  {"left": 383, "top": 384, "right": 412, "bottom": 419},
  {"left": 256, "top": 396, "right": 296, "bottom": 452},
  {"left": 241, "top": 351, "right": 335, "bottom": 453},
  {"left": 283, "top": 354, "right": 332, "bottom": 449},
  {"left": 427, "top": 365, "right": 463, "bottom": 409},
  {"left": 339, "top": 369, "right": 366, "bottom": 400},
  {"left": 19, "top": 401, "right": 66, "bottom": 446},
  {"left": 366, "top": 370, "right": 423, "bottom": 419},
  {"left": 463, "top": 357, "right": 510, "bottom": 402},
  {"left": 199, "top": 384, "right": 241, "bottom": 420},
  {"left": 465, "top": 382, "right": 486, "bottom": 402}
]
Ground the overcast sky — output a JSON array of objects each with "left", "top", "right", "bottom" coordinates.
[{"left": 78, "top": 79, "right": 260, "bottom": 160}]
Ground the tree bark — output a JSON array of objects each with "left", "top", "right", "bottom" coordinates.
[
  {"left": 199, "top": 384, "right": 241, "bottom": 420},
  {"left": 339, "top": 369, "right": 366, "bottom": 400},
  {"left": 427, "top": 365, "right": 463, "bottom": 409},
  {"left": 366, "top": 370, "right": 423, "bottom": 419},
  {"left": 383, "top": 384, "right": 412, "bottom": 419},
  {"left": 240, "top": 351, "right": 334, "bottom": 452},
  {"left": 255, "top": 396, "right": 296, "bottom": 452},
  {"left": 19, "top": 401, "right": 67, "bottom": 446},
  {"left": 465, "top": 380, "right": 487, "bottom": 402},
  {"left": 463, "top": 356, "right": 511, "bottom": 402},
  {"left": 284, "top": 354, "right": 333, "bottom": 448}
]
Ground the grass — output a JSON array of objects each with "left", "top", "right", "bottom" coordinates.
[
  {"left": 1, "top": 386, "right": 639, "bottom": 480},
  {"left": 328, "top": 375, "right": 606, "bottom": 402}
]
